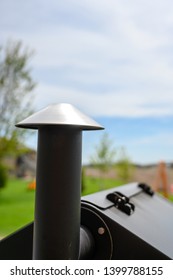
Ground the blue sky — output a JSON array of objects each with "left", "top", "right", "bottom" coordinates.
[{"left": 1, "top": 0, "right": 173, "bottom": 164}]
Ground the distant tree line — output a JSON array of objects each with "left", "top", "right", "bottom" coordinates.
[{"left": 89, "top": 132, "right": 133, "bottom": 183}]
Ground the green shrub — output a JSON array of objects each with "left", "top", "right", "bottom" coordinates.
[{"left": 0, "top": 164, "right": 8, "bottom": 188}]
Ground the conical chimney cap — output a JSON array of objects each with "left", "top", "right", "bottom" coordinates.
[{"left": 16, "top": 103, "right": 104, "bottom": 130}]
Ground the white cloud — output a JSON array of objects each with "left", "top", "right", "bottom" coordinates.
[
  {"left": 1, "top": 0, "right": 173, "bottom": 118},
  {"left": 33, "top": 83, "right": 173, "bottom": 117}
]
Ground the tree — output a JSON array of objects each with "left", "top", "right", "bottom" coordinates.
[
  {"left": 90, "top": 132, "right": 116, "bottom": 189},
  {"left": 0, "top": 40, "right": 36, "bottom": 187},
  {"left": 116, "top": 147, "right": 134, "bottom": 182},
  {"left": 0, "top": 40, "right": 36, "bottom": 142},
  {"left": 90, "top": 132, "right": 116, "bottom": 170}
]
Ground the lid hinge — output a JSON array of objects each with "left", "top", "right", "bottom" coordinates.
[
  {"left": 106, "top": 191, "right": 135, "bottom": 216},
  {"left": 138, "top": 183, "right": 154, "bottom": 196}
]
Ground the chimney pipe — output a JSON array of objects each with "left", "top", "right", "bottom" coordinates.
[{"left": 16, "top": 103, "right": 103, "bottom": 259}]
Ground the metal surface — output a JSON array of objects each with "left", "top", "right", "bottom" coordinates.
[
  {"left": 79, "top": 226, "right": 95, "bottom": 259},
  {"left": 0, "top": 223, "right": 33, "bottom": 260},
  {"left": 81, "top": 183, "right": 173, "bottom": 259},
  {"left": 16, "top": 103, "right": 103, "bottom": 130},
  {"left": 16, "top": 103, "right": 103, "bottom": 260}
]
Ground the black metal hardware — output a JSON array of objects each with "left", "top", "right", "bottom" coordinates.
[
  {"left": 106, "top": 191, "right": 135, "bottom": 215},
  {"left": 138, "top": 183, "right": 154, "bottom": 196}
]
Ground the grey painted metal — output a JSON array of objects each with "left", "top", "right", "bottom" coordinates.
[
  {"left": 16, "top": 103, "right": 103, "bottom": 260},
  {"left": 81, "top": 183, "right": 173, "bottom": 259}
]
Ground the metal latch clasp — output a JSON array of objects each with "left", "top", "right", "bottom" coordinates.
[
  {"left": 138, "top": 183, "right": 154, "bottom": 196},
  {"left": 106, "top": 191, "right": 135, "bottom": 215}
]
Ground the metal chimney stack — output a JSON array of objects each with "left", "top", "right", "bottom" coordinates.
[{"left": 16, "top": 103, "right": 103, "bottom": 260}]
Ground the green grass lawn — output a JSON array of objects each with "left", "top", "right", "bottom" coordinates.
[
  {"left": 168, "top": 195, "right": 173, "bottom": 202},
  {"left": 82, "top": 177, "right": 124, "bottom": 195},
  {"left": 0, "top": 178, "right": 35, "bottom": 237}
]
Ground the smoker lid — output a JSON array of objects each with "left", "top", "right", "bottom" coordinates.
[
  {"left": 16, "top": 103, "right": 104, "bottom": 130},
  {"left": 82, "top": 182, "right": 173, "bottom": 259}
]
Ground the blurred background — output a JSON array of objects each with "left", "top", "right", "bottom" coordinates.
[{"left": 0, "top": 0, "right": 173, "bottom": 239}]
